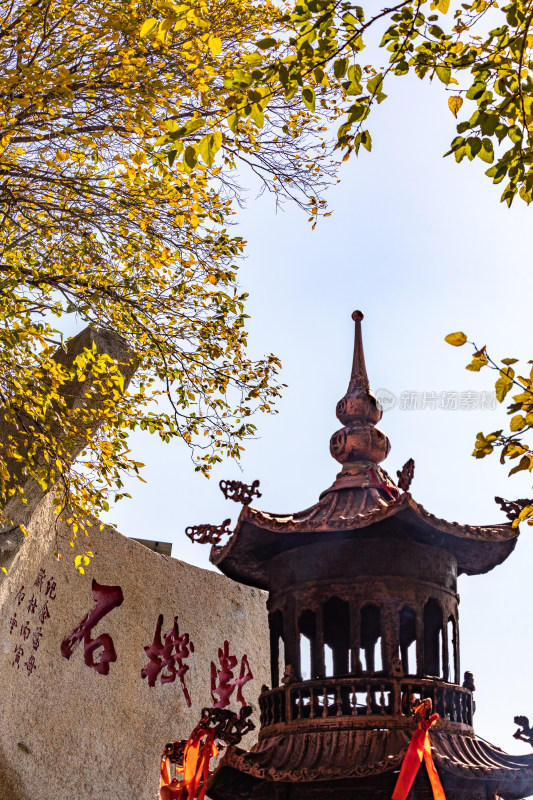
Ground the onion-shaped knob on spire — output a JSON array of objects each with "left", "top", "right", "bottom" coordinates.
[{"left": 330, "top": 311, "right": 391, "bottom": 466}]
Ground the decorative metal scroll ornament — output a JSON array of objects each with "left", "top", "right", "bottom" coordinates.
[
  {"left": 494, "top": 496, "right": 533, "bottom": 522},
  {"left": 200, "top": 705, "right": 256, "bottom": 746},
  {"left": 185, "top": 518, "right": 232, "bottom": 545},
  {"left": 160, "top": 721, "right": 218, "bottom": 800},
  {"left": 219, "top": 479, "right": 261, "bottom": 505},
  {"left": 159, "top": 707, "right": 256, "bottom": 800},
  {"left": 513, "top": 716, "right": 533, "bottom": 747},
  {"left": 397, "top": 458, "right": 415, "bottom": 492},
  {"left": 162, "top": 739, "right": 187, "bottom": 766}
]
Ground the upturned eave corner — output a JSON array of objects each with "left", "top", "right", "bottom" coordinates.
[{"left": 210, "top": 487, "right": 518, "bottom": 587}]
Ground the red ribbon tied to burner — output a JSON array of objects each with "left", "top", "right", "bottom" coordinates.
[{"left": 392, "top": 699, "right": 446, "bottom": 800}]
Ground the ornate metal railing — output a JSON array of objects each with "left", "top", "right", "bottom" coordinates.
[{"left": 259, "top": 676, "right": 473, "bottom": 734}]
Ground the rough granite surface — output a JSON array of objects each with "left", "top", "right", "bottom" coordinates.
[{"left": 0, "top": 493, "right": 269, "bottom": 800}]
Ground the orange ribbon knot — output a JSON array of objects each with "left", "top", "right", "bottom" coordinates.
[{"left": 392, "top": 705, "right": 446, "bottom": 800}]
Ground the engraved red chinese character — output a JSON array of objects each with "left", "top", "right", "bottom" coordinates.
[
  {"left": 9, "top": 613, "right": 17, "bottom": 634},
  {"left": 24, "top": 655, "right": 37, "bottom": 676},
  {"left": 45, "top": 578, "right": 57, "bottom": 600},
  {"left": 27, "top": 595, "right": 37, "bottom": 614},
  {"left": 60, "top": 579, "right": 123, "bottom": 675},
  {"left": 12, "top": 644, "right": 23, "bottom": 668},
  {"left": 15, "top": 586, "right": 25, "bottom": 605},
  {"left": 141, "top": 615, "right": 194, "bottom": 706},
  {"left": 32, "top": 627, "right": 42, "bottom": 651},
  {"left": 38, "top": 600, "right": 51, "bottom": 625},
  {"left": 34, "top": 568, "right": 46, "bottom": 590},
  {"left": 210, "top": 640, "right": 253, "bottom": 709},
  {"left": 20, "top": 621, "right": 31, "bottom": 641}
]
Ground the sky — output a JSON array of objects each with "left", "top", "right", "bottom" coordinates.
[{"left": 99, "top": 71, "right": 533, "bottom": 752}]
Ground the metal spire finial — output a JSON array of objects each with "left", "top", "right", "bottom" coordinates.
[
  {"left": 329, "top": 311, "right": 390, "bottom": 466},
  {"left": 349, "top": 310, "right": 370, "bottom": 392}
]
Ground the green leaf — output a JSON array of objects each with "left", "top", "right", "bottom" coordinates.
[
  {"left": 367, "top": 73, "right": 383, "bottom": 95},
  {"left": 302, "top": 86, "right": 316, "bottom": 112},
  {"left": 284, "top": 84, "right": 298, "bottom": 101},
  {"left": 243, "top": 53, "right": 263, "bottom": 67},
  {"left": 227, "top": 113, "right": 239, "bottom": 133},
  {"left": 168, "top": 118, "right": 205, "bottom": 140},
  {"left": 250, "top": 103, "right": 264, "bottom": 128},
  {"left": 314, "top": 67, "right": 325, "bottom": 85},
  {"left": 257, "top": 37, "right": 277, "bottom": 49},
  {"left": 348, "top": 64, "right": 362, "bottom": 83},
  {"left": 185, "top": 119, "right": 205, "bottom": 135},
  {"left": 360, "top": 130, "right": 372, "bottom": 152},
  {"left": 198, "top": 132, "right": 223, "bottom": 166},
  {"left": 435, "top": 65, "right": 451, "bottom": 85},
  {"left": 444, "top": 331, "right": 467, "bottom": 346},
  {"left": 346, "top": 101, "right": 367, "bottom": 124},
  {"left": 184, "top": 145, "right": 197, "bottom": 169},
  {"left": 342, "top": 11, "right": 358, "bottom": 27},
  {"left": 466, "top": 81, "right": 486, "bottom": 100},
  {"left": 478, "top": 138, "right": 494, "bottom": 163},
  {"left": 334, "top": 58, "right": 348, "bottom": 79},
  {"left": 465, "top": 137, "right": 481, "bottom": 160},
  {"left": 344, "top": 80, "right": 363, "bottom": 96}
]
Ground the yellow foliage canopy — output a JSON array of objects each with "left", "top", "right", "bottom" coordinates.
[{"left": 0, "top": 0, "right": 341, "bottom": 563}]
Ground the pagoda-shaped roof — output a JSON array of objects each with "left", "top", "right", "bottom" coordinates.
[
  {"left": 209, "top": 729, "right": 533, "bottom": 800},
  {"left": 211, "top": 311, "right": 517, "bottom": 588}
]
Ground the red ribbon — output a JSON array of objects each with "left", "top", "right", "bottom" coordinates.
[
  {"left": 368, "top": 467, "right": 400, "bottom": 500},
  {"left": 160, "top": 724, "right": 218, "bottom": 800},
  {"left": 392, "top": 705, "right": 445, "bottom": 800}
]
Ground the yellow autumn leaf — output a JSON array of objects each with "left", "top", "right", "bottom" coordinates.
[
  {"left": 444, "top": 331, "right": 467, "bottom": 346},
  {"left": 140, "top": 18, "right": 158, "bottom": 37},
  {"left": 448, "top": 95, "right": 464, "bottom": 118},
  {"left": 208, "top": 37, "right": 222, "bottom": 56}
]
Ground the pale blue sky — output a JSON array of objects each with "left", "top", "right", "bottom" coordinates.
[{"left": 102, "top": 73, "right": 533, "bottom": 752}]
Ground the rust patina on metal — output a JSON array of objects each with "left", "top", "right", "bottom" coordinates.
[
  {"left": 206, "top": 311, "right": 533, "bottom": 800},
  {"left": 220, "top": 479, "right": 262, "bottom": 506},
  {"left": 185, "top": 519, "right": 232, "bottom": 546},
  {"left": 494, "top": 496, "right": 533, "bottom": 522},
  {"left": 397, "top": 458, "right": 415, "bottom": 492}
]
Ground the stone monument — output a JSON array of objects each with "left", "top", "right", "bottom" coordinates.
[{"left": 0, "top": 327, "right": 270, "bottom": 800}]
